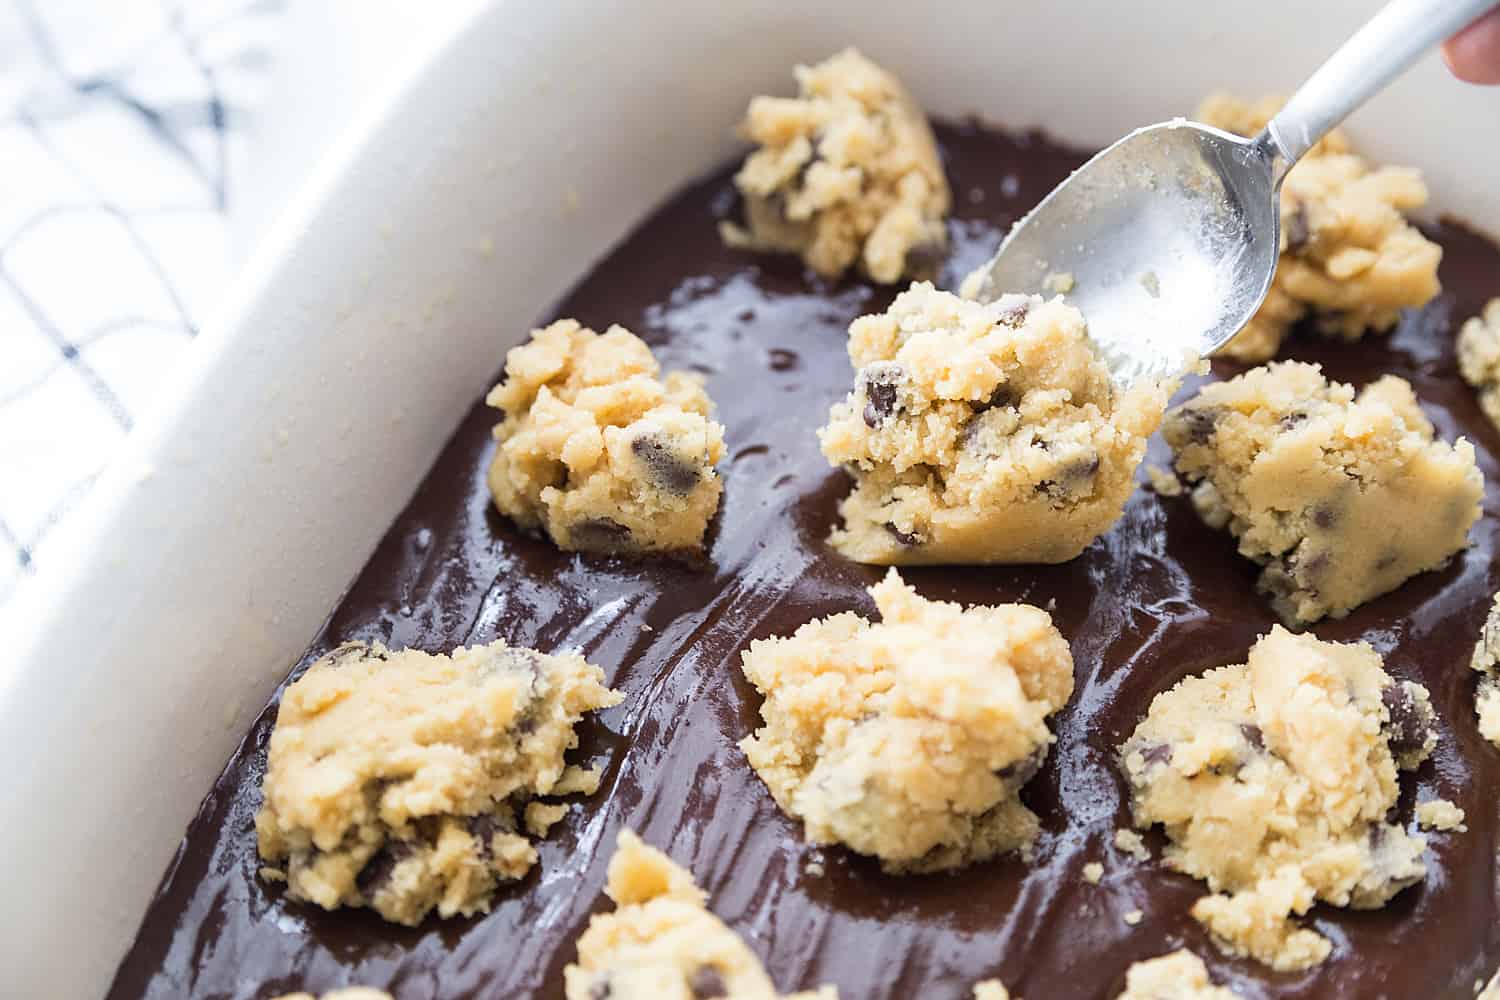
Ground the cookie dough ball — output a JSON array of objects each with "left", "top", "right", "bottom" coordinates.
[
  {"left": 563, "top": 831, "right": 837, "bottom": 1000},
  {"left": 256, "top": 640, "right": 621, "bottom": 926},
  {"left": 1469, "top": 592, "right": 1500, "bottom": 747},
  {"left": 486, "top": 319, "right": 726, "bottom": 555},
  {"left": 1165, "top": 361, "right": 1482, "bottom": 624},
  {"left": 1197, "top": 95, "right": 1442, "bottom": 363},
  {"left": 1458, "top": 298, "right": 1500, "bottom": 433},
  {"left": 1116, "top": 951, "right": 1239, "bottom": 1000},
  {"left": 1118, "top": 627, "right": 1437, "bottom": 971},
  {"left": 740, "top": 569, "right": 1074, "bottom": 873},
  {"left": 721, "top": 48, "right": 950, "bottom": 283},
  {"left": 819, "top": 283, "right": 1174, "bottom": 565}
]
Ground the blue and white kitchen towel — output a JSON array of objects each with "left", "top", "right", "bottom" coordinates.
[{"left": 0, "top": 0, "right": 283, "bottom": 603}]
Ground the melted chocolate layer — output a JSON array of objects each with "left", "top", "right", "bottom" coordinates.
[{"left": 108, "top": 122, "right": 1500, "bottom": 999}]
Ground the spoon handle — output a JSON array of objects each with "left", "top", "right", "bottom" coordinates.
[{"left": 1261, "top": 0, "right": 1496, "bottom": 173}]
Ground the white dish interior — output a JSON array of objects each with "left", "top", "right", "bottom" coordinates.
[{"left": 5, "top": 1, "right": 1498, "bottom": 994}]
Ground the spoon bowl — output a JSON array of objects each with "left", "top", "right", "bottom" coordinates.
[
  {"left": 967, "top": 121, "right": 1280, "bottom": 384},
  {"left": 967, "top": 0, "right": 1498, "bottom": 383}
]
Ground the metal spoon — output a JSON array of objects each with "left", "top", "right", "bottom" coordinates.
[{"left": 967, "top": 0, "right": 1497, "bottom": 383}]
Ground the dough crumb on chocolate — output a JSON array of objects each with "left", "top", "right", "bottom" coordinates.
[
  {"left": 721, "top": 49, "right": 950, "bottom": 283},
  {"left": 1165, "top": 361, "right": 1482, "bottom": 624},
  {"left": 1119, "top": 627, "right": 1436, "bottom": 971},
  {"left": 1144, "top": 464, "right": 1184, "bottom": 497},
  {"left": 740, "top": 568, "right": 1073, "bottom": 872},
  {"left": 486, "top": 319, "right": 725, "bottom": 555},
  {"left": 1470, "top": 589, "right": 1500, "bottom": 748},
  {"left": 1082, "top": 862, "right": 1105, "bottom": 884},
  {"left": 1415, "top": 799, "right": 1467, "bottom": 832},
  {"left": 972, "top": 980, "right": 1014, "bottom": 1000},
  {"left": 256, "top": 640, "right": 620, "bottom": 926},
  {"left": 1113, "top": 829, "right": 1151, "bottom": 862},
  {"left": 1197, "top": 94, "right": 1441, "bottom": 363},
  {"left": 563, "top": 831, "right": 837, "bottom": 1000},
  {"left": 819, "top": 282, "right": 1176, "bottom": 564},
  {"left": 1116, "top": 950, "right": 1240, "bottom": 999},
  {"left": 1457, "top": 300, "right": 1500, "bottom": 435}
]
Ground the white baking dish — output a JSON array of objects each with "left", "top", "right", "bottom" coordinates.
[{"left": 5, "top": 1, "right": 1498, "bottom": 995}]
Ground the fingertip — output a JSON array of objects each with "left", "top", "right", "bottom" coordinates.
[{"left": 1444, "top": 7, "right": 1500, "bottom": 85}]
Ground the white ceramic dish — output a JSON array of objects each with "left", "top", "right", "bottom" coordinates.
[{"left": 5, "top": 1, "right": 1498, "bottom": 995}]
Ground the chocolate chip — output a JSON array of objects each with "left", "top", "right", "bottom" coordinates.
[
  {"left": 569, "top": 517, "right": 633, "bottom": 550},
  {"left": 996, "top": 750, "right": 1044, "bottom": 787},
  {"left": 356, "top": 840, "right": 414, "bottom": 895},
  {"left": 1299, "top": 551, "right": 1330, "bottom": 579},
  {"left": 1280, "top": 409, "right": 1310, "bottom": 430},
  {"left": 1285, "top": 202, "right": 1310, "bottom": 252},
  {"left": 688, "top": 965, "right": 728, "bottom": 999},
  {"left": 632, "top": 434, "right": 702, "bottom": 495},
  {"left": 1381, "top": 683, "right": 1429, "bottom": 760},
  {"left": 466, "top": 810, "right": 516, "bottom": 862},
  {"left": 860, "top": 363, "right": 904, "bottom": 427},
  {"left": 588, "top": 977, "right": 612, "bottom": 1000},
  {"left": 1177, "top": 406, "right": 1220, "bottom": 445},
  {"left": 1139, "top": 742, "right": 1172, "bottom": 767},
  {"left": 995, "top": 302, "right": 1029, "bottom": 328},
  {"left": 1375, "top": 550, "right": 1401, "bottom": 571},
  {"left": 975, "top": 383, "right": 1013, "bottom": 413},
  {"left": 1239, "top": 724, "right": 1265, "bottom": 751},
  {"left": 1310, "top": 505, "right": 1338, "bottom": 529},
  {"left": 884, "top": 522, "right": 925, "bottom": 547}
]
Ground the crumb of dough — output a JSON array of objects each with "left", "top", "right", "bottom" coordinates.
[
  {"left": 1470, "top": 579, "right": 1500, "bottom": 749},
  {"left": 1415, "top": 799, "right": 1467, "bottom": 832},
  {"left": 1123, "top": 910, "right": 1144, "bottom": 926},
  {"left": 1044, "top": 271, "right": 1076, "bottom": 294},
  {"left": 722, "top": 48, "right": 950, "bottom": 283},
  {"left": 563, "top": 831, "right": 838, "bottom": 999},
  {"left": 1115, "top": 950, "right": 1240, "bottom": 999},
  {"left": 1083, "top": 862, "right": 1105, "bottom": 884},
  {"left": 973, "top": 980, "right": 1015, "bottom": 1000},
  {"left": 1457, "top": 300, "right": 1500, "bottom": 434},
  {"left": 740, "top": 568, "right": 1074, "bottom": 872},
  {"left": 1114, "top": 829, "right": 1151, "bottom": 862},
  {"left": 1197, "top": 94, "right": 1441, "bottom": 363},
  {"left": 1145, "top": 464, "right": 1184, "bottom": 497}
]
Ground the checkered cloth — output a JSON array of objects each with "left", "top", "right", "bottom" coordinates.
[{"left": 0, "top": 0, "right": 283, "bottom": 603}]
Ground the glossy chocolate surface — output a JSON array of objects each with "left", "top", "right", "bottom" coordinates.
[{"left": 109, "top": 121, "right": 1500, "bottom": 999}]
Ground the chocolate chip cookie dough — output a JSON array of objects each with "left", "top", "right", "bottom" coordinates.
[
  {"left": 1164, "top": 361, "right": 1483, "bottom": 624},
  {"left": 720, "top": 48, "right": 949, "bottom": 284},
  {"left": 1119, "top": 627, "right": 1437, "bottom": 971},
  {"left": 256, "top": 640, "right": 621, "bottom": 926},
  {"left": 740, "top": 568, "right": 1073, "bottom": 872},
  {"left": 1116, "top": 951, "right": 1239, "bottom": 1000},
  {"left": 1197, "top": 94, "right": 1442, "bottom": 363},
  {"left": 564, "top": 831, "right": 837, "bottom": 1000},
  {"left": 486, "top": 319, "right": 726, "bottom": 555},
  {"left": 1458, "top": 299, "right": 1500, "bottom": 434},
  {"left": 819, "top": 283, "right": 1174, "bottom": 564},
  {"left": 1469, "top": 592, "right": 1500, "bottom": 747}
]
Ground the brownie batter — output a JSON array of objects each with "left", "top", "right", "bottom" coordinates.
[{"left": 107, "top": 121, "right": 1500, "bottom": 1000}]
